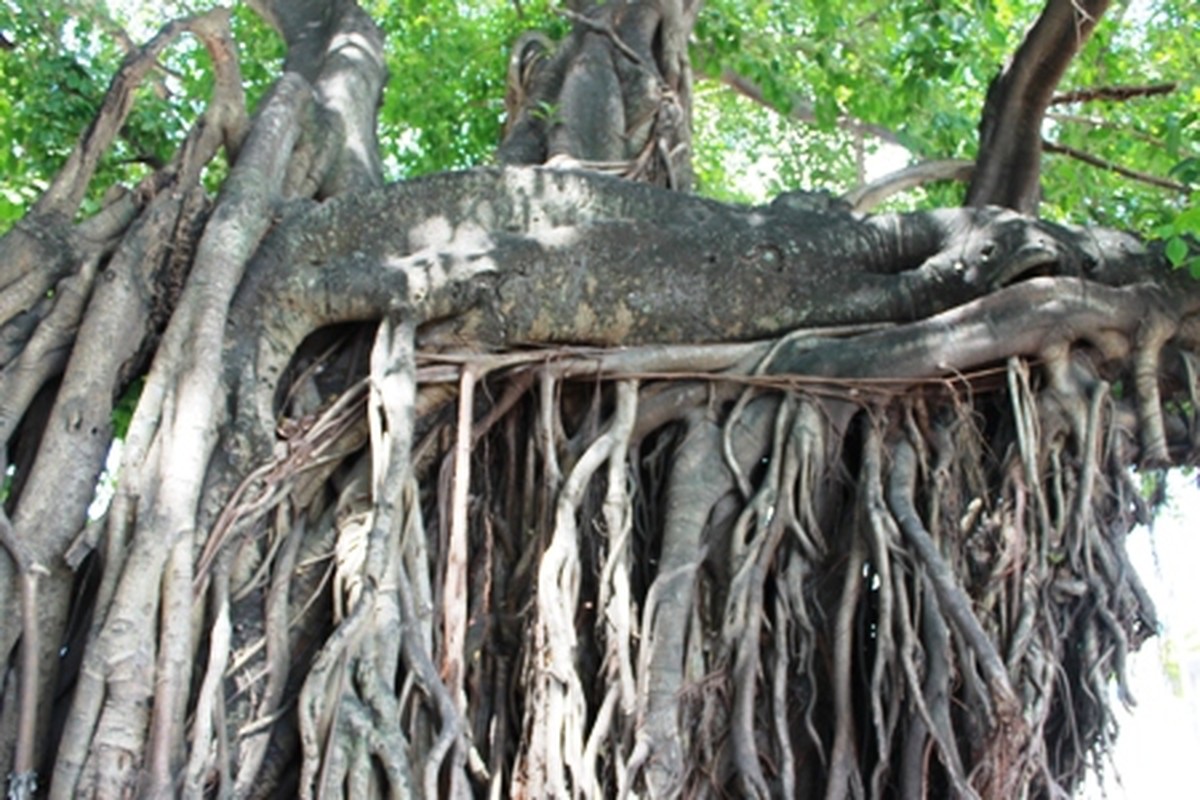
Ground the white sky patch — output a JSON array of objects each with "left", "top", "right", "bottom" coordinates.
[
  {"left": 864, "top": 141, "right": 912, "bottom": 182},
  {"left": 105, "top": 0, "right": 172, "bottom": 41},
  {"left": 1081, "top": 471, "right": 1200, "bottom": 799}
]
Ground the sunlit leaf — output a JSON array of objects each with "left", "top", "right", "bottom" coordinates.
[{"left": 1166, "top": 236, "right": 1189, "bottom": 266}]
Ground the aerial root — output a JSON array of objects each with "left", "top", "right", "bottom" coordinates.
[
  {"left": 826, "top": 521, "right": 868, "bottom": 800},
  {"left": 477, "top": 339, "right": 1160, "bottom": 797},
  {"left": 583, "top": 380, "right": 640, "bottom": 796},
  {"left": 626, "top": 415, "right": 727, "bottom": 798},
  {"left": 17, "top": 305, "right": 1176, "bottom": 799},
  {"left": 1133, "top": 312, "right": 1177, "bottom": 466},
  {"left": 518, "top": 380, "right": 639, "bottom": 796},
  {"left": 721, "top": 395, "right": 794, "bottom": 799},
  {"left": 861, "top": 424, "right": 968, "bottom": 798}
]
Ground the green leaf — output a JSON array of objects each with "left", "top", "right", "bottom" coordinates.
[
  {"left": 1175, "top": 206, "right": 1200, "bottom": 234},
  {"left": 112, "top": 378, "right": 144, "bottom": 440},
  {"left": 1165, "top": 236, "right": 1189, "bottom": 267},
  {"left": 1170, "top": 158, "right": 1200, "bottom": 185}
]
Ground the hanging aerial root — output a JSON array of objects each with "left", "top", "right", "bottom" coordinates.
[
  {"left": 629, "top": 417, "right": 732, "bottom": 797},
  {"left": 518, "top": 380, "right": 638, "bottom": 796},
  {"left": 443, "top": 365, "right": 479, "bottom": 722},
  {"left": 583, "top": 380, "right": 640, "bottom": 795},
  {"left": 720, "top": 395, "right": 804, "bottom": 799},
  {"left": 888, "top": 437, "right": 1030, "bottom": 795},
  {"left": 826, "top": 525, "right": 867, "bottom": 800},
  {"left": 231, "top": 506, "right": 308, "bottom": 796},
  {"left": 1133, "top": 312, "right": 1177, "bottom": 466},
  {"left": 860, "top": 423, "right": 969, "bottom": 798},
  {"left": 189, "top": 319, "right": 1197, "bottom": 799},
  {"left": 1, "top": 537, "right": 47, "bottom": 800},
  {"left": 289, "top": 314, "right": 474, "bottom": 799},
  {"left": 14, "top": 273, "right": 1194, "bottom": 800}
]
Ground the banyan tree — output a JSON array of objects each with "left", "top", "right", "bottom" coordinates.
[{"left": 0, "top": 0, "right": 1196, "bottom": 797}]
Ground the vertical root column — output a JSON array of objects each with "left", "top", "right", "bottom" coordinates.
[
  {"left": 291, "top": 315, "right": 463, "bottom": 800},
  {"left": 517, "top": 381, "right": 638, "bottom": 796}
]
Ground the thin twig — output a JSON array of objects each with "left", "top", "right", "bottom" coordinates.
[
  {"left": 1050, "top": 82, "right": 1175, "bottom": 105},
  {"left": 716, "top": 66, "right": 904, "bottom": 147},
  {"left": 1043, "top": 138, "right": 1188, "bottom": 192}
]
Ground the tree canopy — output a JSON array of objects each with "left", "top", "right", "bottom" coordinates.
[
  {"left": 3, "top": 0, "right": 1196, "bottom": 220},
  {"left": 1, "top": 1, "right": 1199, "bottom": 799}
]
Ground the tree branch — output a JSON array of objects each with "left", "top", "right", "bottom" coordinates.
[
  {"left": 967, "top": 0, "right": 1111, "bottom": 213},
  {"left": 843, "top": 159, "right": 974, "bottom": 212},
  {"left": 1051, "top": 82, "right": 1176, "bottom": 105},
  {"left": 1046, "top": 111, "right": 1174, "bottom": 149},
  {"left": 1042, "top": 138, "right": 1188, "bottom": 192},
  {"left": 716, "top": 67, "right": 904, "bottom": 147},
  {"left": 32, "top": 8, "right": 241, "bottom": 218}
]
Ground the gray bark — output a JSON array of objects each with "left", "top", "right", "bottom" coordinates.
[{"left": 0, "top": 1, "right": 1195, "bottom": 798}]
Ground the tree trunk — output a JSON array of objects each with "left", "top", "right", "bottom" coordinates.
[
  {"left": 499, "top": 0, "right": 700, "bottom": 189},
  {"left": 0, "top": 2, "right": 1194, "bottom": 798},
  {"left": 966, "top": 0, "right": 1111, "bottom": 213}
]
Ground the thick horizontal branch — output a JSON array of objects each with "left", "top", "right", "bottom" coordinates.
[
  {"left": 232, "top": 166, "right": 1149, "bottom": 357},
  {"left": 221, "top": 167, "right": 1182, "bottom": 462},
  {"left": 768, "top": 276, "right": 1200, "bottom": 380}
]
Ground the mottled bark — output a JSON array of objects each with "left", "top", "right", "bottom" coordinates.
[{"left": 0, "top": 2, "right": 1194, "bottom": 799}]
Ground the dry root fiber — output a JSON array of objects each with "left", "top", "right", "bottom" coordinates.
[{"left": 118, "top": 321, "right": 1162, "bottom": 799}]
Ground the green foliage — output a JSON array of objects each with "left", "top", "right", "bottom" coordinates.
[
  {"left": 691, "top": 89, "right": 860, "bottom": 202},
  {"left": 691, "top": 0, "right": 1037, "bottom": 202},
  {"left": 112, "top": 376, "right": 143, "bottom": 439},
  {"left": 228, "top": 4, "right": 283, "bottom": 116},
  {"left": 0, "top": 0, "right": 290, "bottom": 231},
  {"left": 0, "top": 0, "right": 119, "bottom": 227},
  {"left": 367, "top": 0, "right": 563, "bottom": 178},
  {"left": 692, "top": 0, "right": 1196, "bottom": 227},
  {"left": 0, "top": 0, "right": 1195, "bottom": 232},
  {"left": 1038, "top": 0, "right": 1199, "bottom": 233},
  {"left": 1151, "top": 198, "right": 1200, "bottom": 277}
]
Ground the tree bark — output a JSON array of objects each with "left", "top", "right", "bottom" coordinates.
[
  {"left": 0, "top": 2, "right": 1193, "bottom": 798},
  {"left": 966, "top": 0, "right": 1111, "bottom": 213},
  {"left": 499, "top": 0, "right": 700, "bottom": 189}
]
